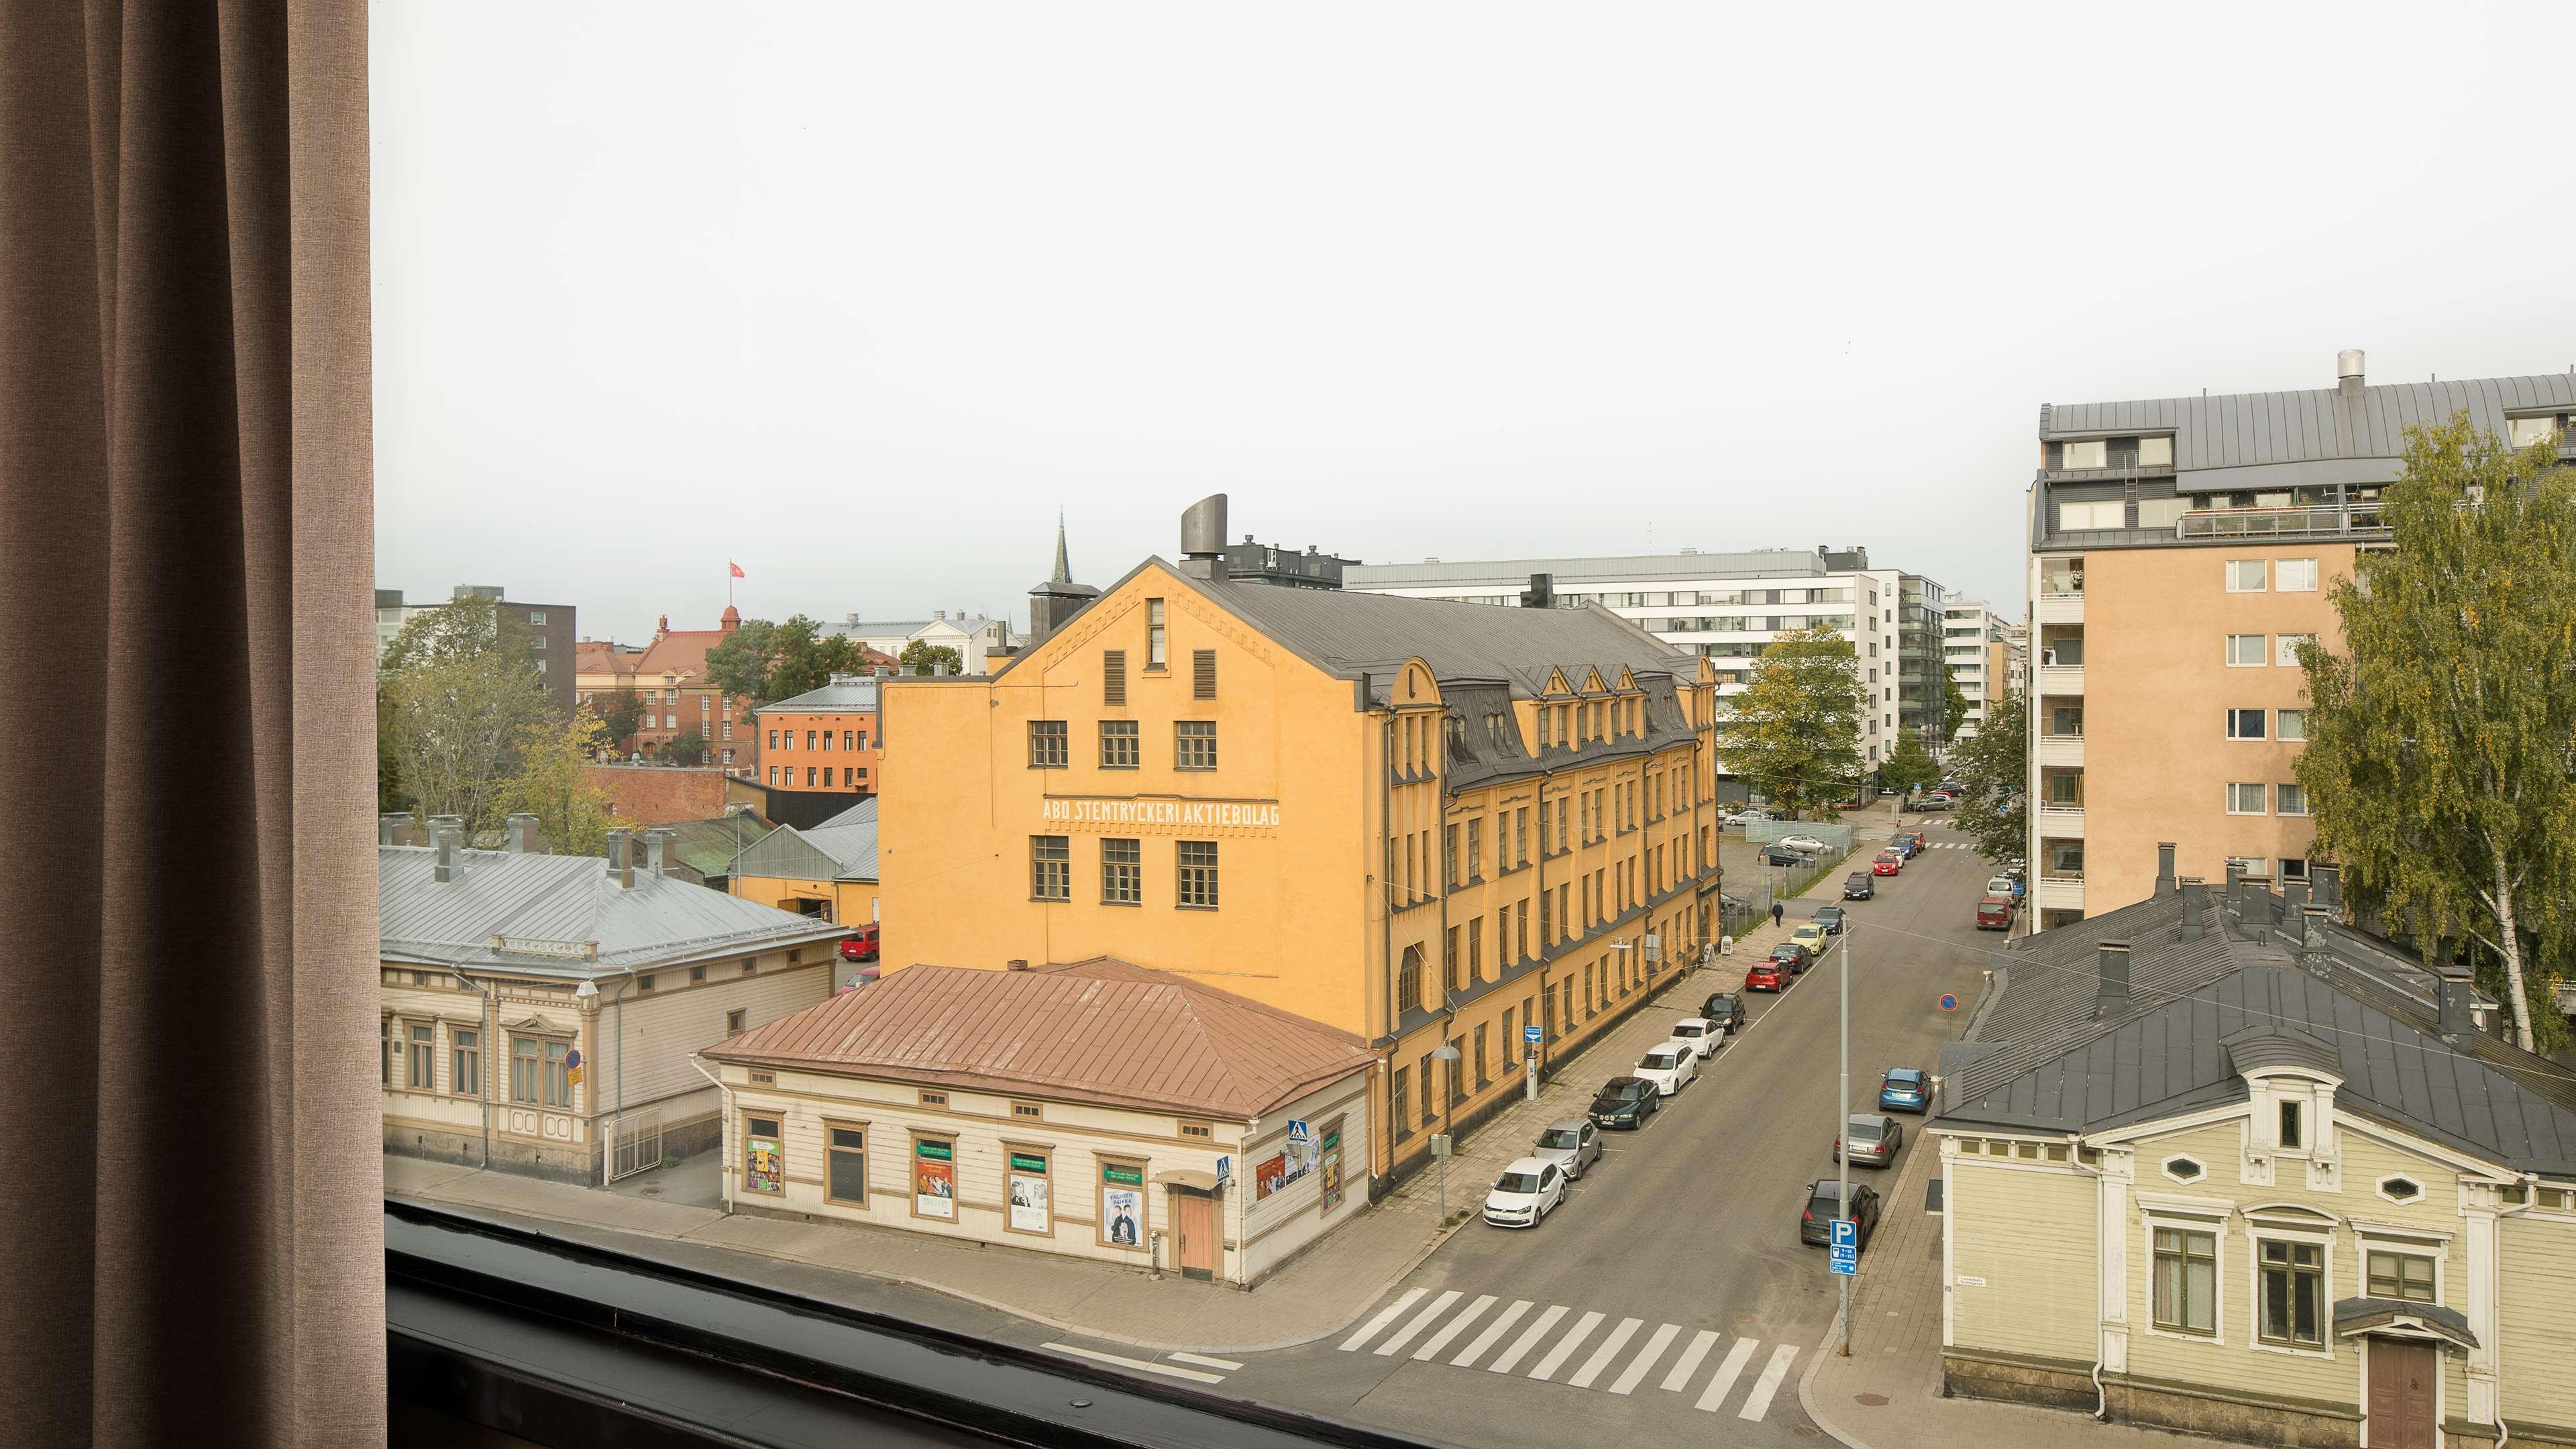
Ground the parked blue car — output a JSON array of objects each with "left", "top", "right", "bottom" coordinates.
[{"left": 1878, "top": 1067, "right": 1930, "bottom": 1114}]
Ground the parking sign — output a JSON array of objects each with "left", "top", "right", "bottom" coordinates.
[
  {"left": 1829, "top": 1218, "right": 1858, "bottom": 1275},
  {"left": 1831, "top": 1219, "right": 1857, "bottom": 1248}
]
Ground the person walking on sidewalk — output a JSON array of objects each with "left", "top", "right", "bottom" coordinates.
[{"left": 1771, "top": 901, "right": 1786, "bottom": 930}]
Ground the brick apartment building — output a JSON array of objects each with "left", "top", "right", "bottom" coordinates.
[{"left": 575, "top": 608, "right": 762, "bottom": 777}]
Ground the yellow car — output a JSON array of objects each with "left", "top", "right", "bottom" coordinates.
[{"left": 1790, "top": 922, "right": 1830, "bottom": 955}]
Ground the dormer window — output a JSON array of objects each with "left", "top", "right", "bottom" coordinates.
[{"left": 2279, "top": 1100, "right": 2304, "bottom": 1151}]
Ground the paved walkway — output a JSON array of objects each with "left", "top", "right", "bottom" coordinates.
[
  {"left": 1796, "top": 1085, "right": 2228, "bottom": 1449},
  {"left": 387, "top": 824, "right": 1886, "bottom": 1356}
]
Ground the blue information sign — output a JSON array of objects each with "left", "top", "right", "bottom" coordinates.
[
  {"left": 1524, "top": 1024, "right": 1543, "bottom": 1045},
  {"left": 1830, "top": 1246, "right": 1858, "bottom": 1275}
]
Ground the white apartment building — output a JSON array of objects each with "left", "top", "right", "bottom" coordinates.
[
  {"left": 1941, "top": 599, "right": 2010, "bottom": 743},
  {"left": 1344, "top": 547, "right": 1948, "bottom": 795}
]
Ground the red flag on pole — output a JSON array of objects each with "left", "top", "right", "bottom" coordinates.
[{"left": 729, "top": 561, "right": 745, "bottom": 578}]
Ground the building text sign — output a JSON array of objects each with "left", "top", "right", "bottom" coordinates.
[{"left": 1040, "top": 797, "right": 1281, "bottom": 832}]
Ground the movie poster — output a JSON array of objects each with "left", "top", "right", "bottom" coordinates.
[
  {"left": 1253, "top": 1152, "right": 1289, "bottom": 1201},
  {"left": 915, "top": 1139, "right": 955, "bottom": 1220},
  {"left": 1102, "top": 1163, "right": 1144, "bottom": 1247},
  {"left": 744, "top": 1124, "right": 783, "bottom": 1195},
  {"left": 1319, "top": 1126, "right": 1345, "bottom": 1213},
  {"left": 1008, "top": 1152, "right": 1050, "bottom": 1234}
]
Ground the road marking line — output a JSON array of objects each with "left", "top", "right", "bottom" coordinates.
[
  {"left": 1340, "top": 1287, "right": 1426, "bottom": 1352},
  {"left": 1411, "top": 1294, "right": 1495, "bottom": 1361},
  {"left": 1167, "top": 1351, "right": 1244, "bottom": 1371},
  {"left": 1043, "top": 1343, "right": 1227, "bottom": 1385},
  {"left": 1486, "top": 1304, "right": 1566, "bottom": 1374},
  {"left": 1737, "top": 1343, "right": 1800, "bottom": 1420},
  {"left": 1661, "top": 1328, "right": 1720, "bottom": 1391},
  {"left": 1693, "top": 1336, "right": 1759, "bottom": 1411},
  {"left": 1374, "top": 1289, "right": 1462, "bottom": 1357},
  {"left": 1609, "top": 1322, "right": 1680, "bottom": 1395},
  {"left": 1526, "top": 1309, "right": 1604, "bottom": 1381},
  {"left": 1566, "top": 1316, "right": 1642, "bottom": 1389},
  {"left": 1452, "top": 1299, "right": 1532, "bottom": 1368}
]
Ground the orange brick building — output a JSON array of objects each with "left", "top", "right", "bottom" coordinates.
[
  {"left": 575, "top": 607, "right": 763, "bottom": 777},
  {"left": 755, "top": 676, "right": 881, "bottom": 795}
]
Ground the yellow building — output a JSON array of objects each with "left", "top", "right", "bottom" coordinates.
[
  {"left": 727, "top": 798, "right": 881, "bottom": 947},
  {"left": 1935, "top": 861, "right": 2576, "bottom": 1447},
  {"left": 2023, "top": 354, "right": 2576, "bottom": 924},
  {"left": 880, "top": 499, "right": 1725, "bottom": 1184}
]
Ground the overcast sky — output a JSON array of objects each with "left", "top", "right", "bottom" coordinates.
[{"left": 373, "top": 3, "right": 2576, "bottom": 644}]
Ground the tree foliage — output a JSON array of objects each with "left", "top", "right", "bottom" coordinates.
[
  {"left": 380, "top": 601, "right": 559, "bottom": 835},
  {"left": 1941, "top": 663, "right": 1972, "bottom": 748},
  {"left": 1716, "top": 626, "right": 1866, "bottom": 820},
  {"left": 500, "top": 710, "right": 616, "bottom": 857},
  {"left": 1949, "top": 686, "right": 2029, "bottom": 866},
  {"left": 2296, "top": 415, "right": 2576, "bottom": 1052},
  {"left": 1880, "top": 729, "right": 1941, "bottom": 799},
  {"left": 592, "top": 687, "right": 645, "bottom": 751},
  {"left": 657, "top": 729, "right": 708, "bottom": 767},
  {"left": 704, "top": 614, "right": 872, "bottom": 704},
  {"left": 898, "top": 639, "right": 965, "bottom": 676}
]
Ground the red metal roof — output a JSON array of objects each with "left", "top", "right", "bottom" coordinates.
[{"left": 705, "top": 956, "right": 1373, "bottom": 1120}]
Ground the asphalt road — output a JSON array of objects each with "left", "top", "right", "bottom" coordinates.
[{"left": 1201, "top": 820, "right": 2004, "bottom": 1448}]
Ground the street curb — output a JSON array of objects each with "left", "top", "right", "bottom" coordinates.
[{"left": 1799, "top": 1302, "right": 1875, "bottom": 1449}]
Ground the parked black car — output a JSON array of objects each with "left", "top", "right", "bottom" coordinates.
[
  {"left": 1800, "top": 1179, "right": 1884, "bottom": 1247},
  {"left": 1699, "top": 991, "right": 1748, "bottom": 1032},
  {"left": 1843, "top": 873, "right": 1875, "bottom": 900},
  {"left": 1770, "top": 941, "right": 1815, "bottom": 975},
  {"left": 1589, "top": 1076, "right": 1662, "bottom": 1130},
  {"left": 1811, "top": 905, "right": 1847, "bottom": 935},
  {"left": 1762, "top": 844, "right": 1811, "bottom": 867}
]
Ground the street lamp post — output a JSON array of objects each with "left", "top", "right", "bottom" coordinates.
[
  {"left": 1431, "top": 1042, "right": 1462, "bottom": 1224},
  {"left": 1839, "top": 924, "right": 1854, "bottom": 1356}
]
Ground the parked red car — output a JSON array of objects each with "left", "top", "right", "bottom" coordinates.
[
  {"left": 839, "top": 922, "right": 880, "bottom": 961},
  {"left": 1745, "top": 959, "right": 1788, "bottom": 992},
  {"left": 1976, "top": 896, "right": 2016, "bottom": 931},
  {"left": 1872, "top": 851, "right": 1904, "bottom": 876}
]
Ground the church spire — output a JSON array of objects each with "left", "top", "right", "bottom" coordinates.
[{"left": 1050, "top": 511, "right": 1073, "bottom": 586}]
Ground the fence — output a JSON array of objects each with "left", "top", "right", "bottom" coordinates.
[
  {"left": 1740, "top": 820, "right": 1856, "bottom": 855},
  {"left": 608, "top": 1108, "right": 664, "bottom": 1182}
]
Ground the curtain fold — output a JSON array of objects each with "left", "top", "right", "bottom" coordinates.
[{"left": 0, "top": 3, "right": 381, "bottom": 1446}]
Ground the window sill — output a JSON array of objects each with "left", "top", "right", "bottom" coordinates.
[
  {"left": 1175, "top": 904, "right": 1220, "bottom": 912},
  {"left": 1097, "top": 763, "right": 1139, "bottom": 771},
  {"left": 1101, "top": 899, "right": 1142, "bottom": 908}
]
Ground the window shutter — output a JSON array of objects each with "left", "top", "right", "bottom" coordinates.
[
  {"left": 1193, "top": 649, "right": 1216, "bottom": 700},
  {"left": 1102, "top": 649, "right": 1126, "bottom": 706}
]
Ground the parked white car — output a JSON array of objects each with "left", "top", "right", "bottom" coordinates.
[
  {"left": 1986, "top": 875, "right": 2017, "bottom": 896},
  {"left": 1483, "top": 1157, "right": 1568, "bottom": 1228},
  {"left": 1777, "top": 834, "right": 1828, "bottom": 854},
  {"left": 1633, "top": 1042, "right": 1699, "bottom": 1096},
  {"left": 1668, "top": 1017, "right": 1725, "bottom": 1062}
]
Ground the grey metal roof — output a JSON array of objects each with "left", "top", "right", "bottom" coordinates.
[
  {"left": 2334, "top": 1297, "right": 2477, "bottom": 1351},
  {"left": 1346, "top": 549, "right": 1844, "bottom": 590},
  {"left": 1942, "top": 886, "right": 2576, "bottom": 1177},
  {"left": 732, "top": 809, "right": 879, "bottom": 883},
  {"left": 378, "top": 845, "right": 847, "bottom": 976},
  {"left": 757, "top": 678, "right": 879, "bottom": 713},
  {"left": 2041, "top": 373, "right": 2576, "bottom": 472}
]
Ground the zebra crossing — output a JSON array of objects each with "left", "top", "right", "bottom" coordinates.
[{"left": 1338, "top": 1286, "right": 1801, "bottom": 1422}]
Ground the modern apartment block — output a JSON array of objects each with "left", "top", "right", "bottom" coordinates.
[
  {"left": 1345, "top": 548, "right": 1949, "bottom": 793},
  {"left": 377, "top": 584, "right": 576, "bottom": 715},
  {"left": 2023, "top": 351, "right": 2576, "bottom": 928},
  {"left": 1941, "top": 598, "right": 2012, "bottom": 743}
]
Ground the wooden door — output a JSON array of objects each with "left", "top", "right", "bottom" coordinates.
[
  {"left": 1173, "top": 1189, "right": 1216, "bottom": 1281},
  {"left": 2366, "top": 1340, "right": 2436, "bottom": 1449}
]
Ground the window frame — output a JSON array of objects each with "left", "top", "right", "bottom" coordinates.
[
  {"left": 1098, "top": 718, "right": 1139, "bottom": 769},
  {"left": 1026, "top": 720, "right": 1069, "bottom": 769},
  {"left": 2276, "top": 782, "right": 2310, "bottom": 816},
  {"left": 1173, "top": 719, "right": 1218, "bottom": 771},
  {"left": 2226, "top": 782, "right": 2267, "bottom": 815},
  {"left": 1100, "top": 837, "right": 1141, "bottom": 905},
  {"left": 449, "top": 1026, "right": 481, "bottom": 1099},
  {"left": 2226, "top": 708, "right": 2267, "bottom": 741},
  {"left": 2276, "top": 708, "right": 2308, "bottom": 743},
  {"left": 2364, "top": 1248, "right": 2437, "bottom": 1304},
  {"left": 740, "top": 1110, "right": 786, "bottom": 1197},
  {"left": 2226, "top": 559, "right": 2267, "bottom": 593},
  {"left": 2276, "top": 557, "right": 2320, "bottom": 592},
  {"left": 823, "top": 1120, "right": 868, "bottom": 1208},
  {"left": 1175, "top": 839, "right": 1218, "bottom": 909},
  {"left": 2225, "top": 634, "right": 2268, "bottom": 667},
  {"left": 1030, "top": 835, "right": 1071, "bottom": 902},
  {"left": 409, "top": 1020, "right": 435, "bottom": 1091},
  {"left": 2253, "top": 1234, "right": 2328, "bottom": 1351},
  {"left": 2152, "top": 1224, "right": 2220, "bottom": 1336}
]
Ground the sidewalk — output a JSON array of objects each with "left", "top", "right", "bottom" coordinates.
[
  {"left": 386, "top": 830, "right": 1878, "bottom": 1354},
  {"left": 1796, "top": 1099, "right": 2226, "bottom": 1449}
]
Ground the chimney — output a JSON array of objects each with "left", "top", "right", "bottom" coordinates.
[
  {"left": 605, "top": 828, "right": 634, "bottom": 890},
  {"left": 2155, "top": 842, "right": 2178, "bottom": 896},
  {"left": 505, "top": 812, "right": 543, "bottom": 855},
  {"left": 2312, "top": 863, "right": 2343, "bottom": 914},
  {"left": 2438, "top": 977, "right": 2475, "bottom": 1043},
  {"left": 432, "top": 827, "right": 460, "bottom": 885},
  {"left": 2179, "top": 878, "right": 2207, "bottom": 942},
  {"left": 2096, "top": 942, "right": 2132, "bottom": 1020},
  {"left": 2284, "top": 878, "right": 2309, "bottom": 916},
  {"left": 2338, "top": 349, "right": 2366, "bottom": 402},
  {"left": 1521, "top": 572, "right": 1556, "bottom": 610},
  {"left": 1006, "top": 958, "right": 1030, "bottom": 971},
  {"left": 1179, "top": 494, "right": 1228, "bottom": 578},
  {"left": 647, "top": 828, "right": 676, "bottom": 877},
  {"left": 380, "top": 812, "right": 411, "bottom": 846},
  {"left": 2300, "top": 907, "right": 2333, "bottom": 976}
]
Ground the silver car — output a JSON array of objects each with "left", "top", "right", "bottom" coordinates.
[
  {"left": 1832, "top": 1112, "right": 1903, "bottom": 1169},
  {"left": 1532, "top": 1118, "right": 1602, "bottom": 1182}
]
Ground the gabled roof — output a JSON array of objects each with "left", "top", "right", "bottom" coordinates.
[
  {"left": 2040, "top": 372, "right": 2576, "bottom": 471},
  {"left": 1942, "top": 883, "right": 2576, "bottom": 1177},
  {"left": 728, "top": 802, "right": 878, "bottom": 882},
  {"left": 378, "top": 844, "right": 847, "bottom": 976},
  {"left": 704, "top": 956, "right": 1375, "bottom": 1119},
  {"left": 656, "top": 813, "right": 776, "bottom": 878}
]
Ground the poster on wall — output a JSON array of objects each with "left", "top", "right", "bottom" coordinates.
[
  {"left": 1253, "top": 1152, "right": 1290, "bottom": 1201},
  {"left": 1102, "top": 1163, "right": 1144, "bottom": 1247},
  {"left": 745, "top": 1126, "right": 784, "bottom": 1195},
  {"left": 914, "top": 1139, "right": 956, "bottom": 1220},
  {"left": 1319, "top": 1126, "right": 1345, "bottom": 1213},
  {"left": 1007, "top": 1152, "right": 1050, "bottom": 1234}
]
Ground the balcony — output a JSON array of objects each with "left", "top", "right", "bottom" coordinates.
[
  {"left": 2035, "top": 733, "right": 2084, "bottom": 767},
  {"left": 2030, "top": 873, "right": 2086, "bottom": 913},
  {"left": 2033, "top": 566, "right": 2084, "bottom": 625},
  {"left": 2035, "top": 803, "right": 2085, "bottom": 839},
  {"left": 2176, "top": 504, "right": 2387, "bottom": 540},
  {"left": 2034, "top": 662, "right": 2084, "bottom": 696},
  {"left": 2041, "top": 461, "right": 2178, "bottom": 484}
]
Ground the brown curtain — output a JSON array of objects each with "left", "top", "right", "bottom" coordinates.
[{"left": 0, "top": 3, "right": 380, "bottom": 1447}]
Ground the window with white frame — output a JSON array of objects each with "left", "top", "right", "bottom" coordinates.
[
  {"left": 2276, "top": 558, "right": 2319, "bottom": 591},
  {"left": 2276, "top": 783, "right": 2309, "bottom": 816},
  {"left": 2226, "top": 635, "right": 2268, "bottom": 666},
  {"left": 2226, "top": 855, "right": 2269, "bottom": 877},
  {"left": 2227, "top": 782, "right": 2267, "bottom": 814},
  {"left": 2059, "top": 499, "right": 2124, "bottom": 530},
  {"left": 2365, "top": 1249, "right": 2436, "bottom": 1303},
  {"left": 2275, "top": 633, "right": 2315, "bottom": 667},
  {"left": 2226, "top": 708, "right": 2266, "bottom": 740},
  {"left": 2226, "top": 559, "right": 2267, "bottom": 592},
  {"left": 2277, "top": 708, "right": 2308, "bottom": 742}
]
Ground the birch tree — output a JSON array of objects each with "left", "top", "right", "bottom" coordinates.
[{"left": 1716, "top": 625, "right": 1867, "bottom": 820}]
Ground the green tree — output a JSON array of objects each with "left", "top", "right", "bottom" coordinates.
[
  {"left": 1941, "top": 663, "right": 1972, "bottom": 748},
  {"left": 1880, "top": 729, "right": 1941, "bottom": 800},
  {"left": 898, "top": 639, "right": 965, "bottom": 676},
  {"left": 704, "top": 614, "right": 871, "bottom": 705},
  {"left": 1717, "top": 626, "right": 1866, "bottom": 820},
  {"left": 2296, "top": 415, "right": 2576, "bottom": 1053},
  {"left": 380, "top": 601, "right": 558, "bottom": 835},
  {"left": 1949, "top": 687, "right": 2028, "bottom": 865},
  {"left": 657, "top": 729, "right": 708, "bottom": 767},
  {"left": 500, "top": 710, "right": 616, "bottom": 856},
  {"left": 592, "top": 686, "right": 645, "bottom": 750}
]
